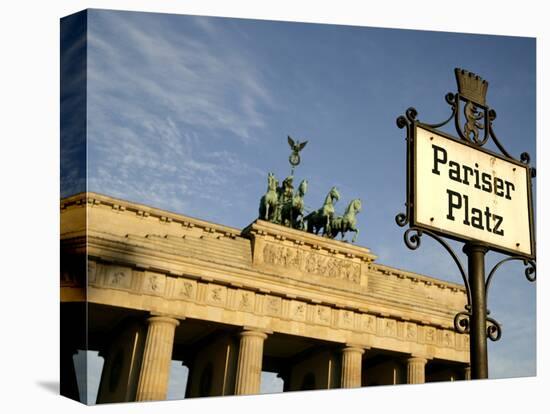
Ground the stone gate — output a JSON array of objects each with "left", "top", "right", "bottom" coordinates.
[{"left": 60, "top": 192, "right": 470, "bottom": 403}]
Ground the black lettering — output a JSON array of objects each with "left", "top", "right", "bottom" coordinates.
[
  {"left": 484, "top": 206, "right": 492, "bottom": 232},
  {"left": 462, "top": 165, "right": 473, "bottom": 185},
  {"left": 493, "top": 214, "right": 504, "bottom": 236},
  {"left": 449, "top": 161, "right": 461, "bottom": 182},
  {"left": 432, "top": 145, "right": 447, "bottom": 175},
  {"left": 446, "top": 189, "right": 461, "bottom": 221},
  {"left": 463, "top": 193, "right": 470, "bottom": 225},
  {"left": 473, "top": 166, "right": 481, "bottom": 190},
  {"left": 471, "top": 208, "right": 483, "bottom": 229},
  {"left": 481, "top": 173, "right": 492, "bottom": 193},
  {"left": 504, "top": 181, "right": 515, "bottom": 200},
  {"left": 494, "top": 177, "right": 504, "bottom": 197}
]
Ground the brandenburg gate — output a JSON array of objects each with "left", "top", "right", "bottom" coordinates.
[{"left": 61, "top": 191, "right": 470, "bottom": 403}]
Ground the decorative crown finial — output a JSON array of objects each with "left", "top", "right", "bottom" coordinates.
[{"left": 454, "top": 68, "right": 489, "bottom": 106}]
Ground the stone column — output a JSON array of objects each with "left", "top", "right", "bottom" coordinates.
[
  {"left": 135, "top": 316, "right": 180, "bottom": 401},
  {"left": 234, "top": 330, "right": 268, "bottom": 395},
  {"left": 464, "top": 365, "right": 471, "bottom": 380},
  {"left": 340, "top": 346, "right": 365, "bottom": 388},
  {"left": 406, "top": 357, "right": 428, "bottom": 384}
]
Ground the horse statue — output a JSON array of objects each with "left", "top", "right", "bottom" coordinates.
[
  {"left": 259, "top": 172, "right": 279, "bottom": 221},
  {"left": 304, "top": 186, "right": 340, "bottom": 236},
  {"left": 327, "top": 198, "right": 362, "bottom": 243},
  {"left": 281, "top": 179, "right": 308, "bottom": 229}
]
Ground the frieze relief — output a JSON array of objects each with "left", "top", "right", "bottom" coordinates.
[
  {"left": 315, "top": 305, "right": 332, "bottom": 325},
  {"left": 265, "top": 296, "right": 282, "bottom": 316},
  {"left": 176, "top": 279, "right": 197, "bottom": 300},
  {"left": 141, "top": 271, "right": 166, "bottom": 295},
  {"left": 105, "top": 266, "right": 132, "bottom": 289},
  {"left": 206, "top": 284, "right": 227, "bottom": 305},
  {"left": 260, "top": 242, "right": 361, "bottom": 284},
  {"left": 90, "top": 263, "right": 466, "bottom": 353},
  {"left": 290, "top": 300, "right": 307, "bottom": 321},
  {"left": 424, "top": 326, "right": 437, "bottom": 344},
  {"left": 442, "top": 330, "right": 455, "bottom": 348},
  {"left": 88, "top": 261, "right": 97, "bottom": 284},
  {"left": 382, "top": 318, "right": 397, "bottom": 337},
  {"left": 405, "top": 322, "right": 418, "bottom": 341},
  {"left": 236, "top": 290, "right": 255, "bottom": 312},
  {"left": 362, "top": 314, "right": 377, "bottom": 333},
  {"left": 338, "top": 310, "right": 355, "bottom": 329}
]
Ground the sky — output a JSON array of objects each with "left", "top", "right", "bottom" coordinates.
[{"left": 61, "top": 8, "right": 536, "bottom": 403}]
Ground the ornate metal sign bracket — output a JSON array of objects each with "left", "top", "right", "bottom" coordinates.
[{"left": 395, "top": 68, "right": 536, "bottom": 379}]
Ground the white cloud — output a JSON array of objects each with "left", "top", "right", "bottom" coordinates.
[{"left": 85, "top": 11, "right": 273, "bottom": 215}]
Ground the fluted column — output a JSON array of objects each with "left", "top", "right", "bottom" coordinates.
[
  {"left": 135, "top": 316, "right": 180, "bottom": 401},
  {"left": 341, "top": 346, "right": 365, "bottom": 388},
  {"left": 464, "top": 365, "right": 471, "bottom": 380},
  {"left": 234, "top": 330, "right": 268, "bottom": 395},
  {"left": 406, "top": 357, "right": 428, "bottom": 384}
]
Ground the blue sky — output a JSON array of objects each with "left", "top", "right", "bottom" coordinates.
[{"left": 63, "top": 8, "right": 536, "bottom": 402}]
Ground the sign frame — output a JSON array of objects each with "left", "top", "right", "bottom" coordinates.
[{"left": 406, "top": 121, "right": 536, "bottom": 260}]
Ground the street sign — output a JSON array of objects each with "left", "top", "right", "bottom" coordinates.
[{"left": 413, "top": 124, "right": 534, "bottom": 258}]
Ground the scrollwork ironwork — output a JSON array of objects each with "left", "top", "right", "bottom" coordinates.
[
  {"left": 454, "top": 311, "right": 471, "bottom": 334},
  {"left": 422, "top": 93, "right": 457, "bottom": 129},
  {"left": 485, "top": 257, "right": 536, "bottom": 304},
  {"left": 402, "top": 227, "right": 472, "bottom": 308},
  {"left": 405, "top": 107, "right": 418, "bottom": 123},
  {"left": 486, "top": 317, "right": 502, "bottom": 341},
  {"left": 478, "top": 256, "right": 536, "bottom": 342},
  {"left": 395, "top": 212, "right": 408, "bottom": 227},
  {"left": 403, "top": 227, "right": 422, "bottom": 250}
]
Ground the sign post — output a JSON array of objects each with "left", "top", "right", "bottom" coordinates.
[
  {"left": 395, "top": 68, "right": 536, "bottom": 379},
  {"left": 465, "top": 242, "right": 488, "bottom": 379}
]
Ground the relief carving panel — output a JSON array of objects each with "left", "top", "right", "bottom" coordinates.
[
  {"left": 141, "top": 271, "right": 166, "bottom": 295},
  {"left": 260, "top": 242, "right": 361, "bottom": 284},
  {"left": 104, "top": 266, "right": 132, "bottom": 289},
  {"left": 88, "top": 261, "right": 97, "bottom": 284},
  {"left": 236, "top": 290, "right": 255, "bottom": 312},
  {"left": 338, "top": 310, "right": 355, "bottom": 329},
  {"left": 315, "top": 305, "right": 332, "bottom": 325},
  {"left": 424, "top": 326, "right": 437, "bottom": 344},
  {"left": 206, "top": 284, "right": 227, "bottom": 305},
  {"left": 405, "top": 322, "right": 418, "bottom": 341},
  {"left": 362, "top": 314, "right": 377, "bottom": 333},
  {"left": 290, "top": 300, "right": 307, "bottom": 321},
  {"left": 265, "top": 296, "right": 282, "bottom": 316},
  {"left": 176, "top": 279, "right": 197, "bottom": 300}
]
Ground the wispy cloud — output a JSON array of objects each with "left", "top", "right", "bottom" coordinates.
[{"left": 86, "top": 11, "right": 272, "bottom": 215}]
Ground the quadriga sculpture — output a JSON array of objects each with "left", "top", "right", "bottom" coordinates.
[
  {"left": 259, "top": 172, "right": 279, "bottom": 221},
  {"left": 327, "top": 198, "right": 362, "bottom": 242},
  {"left": 303, "top": 186, "right": 340, "bottom": 236}
]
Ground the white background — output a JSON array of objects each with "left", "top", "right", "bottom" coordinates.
[{"left": 0, "top": 1, "right": 547, "bottom": 413}]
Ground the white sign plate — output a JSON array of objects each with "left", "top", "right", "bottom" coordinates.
[{"left": 414, "top": 125, "right": 533, "bottom": 256}]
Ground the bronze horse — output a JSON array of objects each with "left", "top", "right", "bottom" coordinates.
[
  {"left": 258, "top": 172, "right": 278, "bottom": 221},
  {"left": 303, "top": 186, "right": 340, "bottom": 236},
  {"left": 327, "top": 198, "right": 362, "bottom": 242}
]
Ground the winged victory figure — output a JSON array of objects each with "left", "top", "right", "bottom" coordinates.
[{"left": 288, "top": 135, "right": 308, "bottom": 167}]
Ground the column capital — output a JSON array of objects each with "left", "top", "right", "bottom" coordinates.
[
  {"left": 342, "top": 344, "right": 368, "bottom": 355},
  {"left": 240, "top": 330, "right": 269, "bottom": 340},
  {"left": 407, "top": 356, "right": 428, "bottom": 363},
  {"left": 146, "top": 315, "right": 181, "bottom": 327}
]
